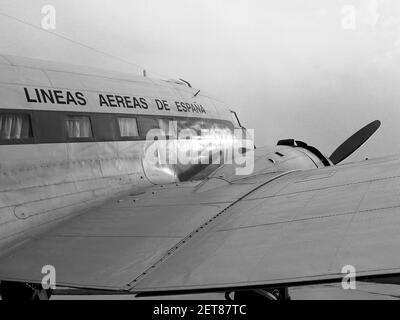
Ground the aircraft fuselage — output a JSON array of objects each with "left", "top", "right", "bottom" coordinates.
[{"left": 0, "top": 54, "right": 327, "bottom": 259}]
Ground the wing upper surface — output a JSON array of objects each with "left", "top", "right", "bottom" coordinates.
[
  {"left": 1, "top": 153, "right": 400, "bottom": 293},
  {"left": 134, "top": 155, "right": 400, "bottom": 292},
  {"left": 0, "top": 163, "right": 287, "bottom": 290}
]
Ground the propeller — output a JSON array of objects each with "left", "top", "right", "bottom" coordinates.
[{"left": 329, "top": 120, "right": 381, "bottom": 165}]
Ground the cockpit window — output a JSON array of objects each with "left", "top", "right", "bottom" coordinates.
[{"left": 230, "top": 111, "right": 242, "bottom": 128}]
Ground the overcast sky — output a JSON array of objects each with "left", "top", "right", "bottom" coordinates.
[{"left": 1, "top": 0, "right": 400, "bottom": 162}]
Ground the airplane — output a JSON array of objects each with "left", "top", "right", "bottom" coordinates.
[{"left": 0, "top": 53, "right": 397, "bottom": 301}]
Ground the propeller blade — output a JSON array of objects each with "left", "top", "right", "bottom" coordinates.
[{"left": 329, "top": 120, "right": 381, "bottom": 165}]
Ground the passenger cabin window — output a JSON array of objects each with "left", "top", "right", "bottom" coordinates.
[
  {"left": 0, "top": 113, "right": 32, "bottom": 140},
  {"left": 0, "top": 110, "right": 235, "bottom": 145},
  {"left": 118, "top": 117, "right": 139, "bottom": 137},
  {"left": 65, "top": 115, "right": 92, "bottom": 139},
  {"left": 139, "top": 117, "right": 159, "bottom": 137},
  {"left": 158, "top": 118, "right": 177, "bottom": 138},
  {"left": 139, "top": 117, "right": 177, "bottom": 139}
]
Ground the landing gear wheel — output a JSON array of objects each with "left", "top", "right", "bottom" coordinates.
[
  {"left": 233, "top": 287, "right": 291, "bottom": 301},
  {"left": 0, "top": 281, "right": 52, "bottom": 300}
]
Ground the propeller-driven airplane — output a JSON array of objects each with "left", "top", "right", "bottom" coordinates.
[{"left": 0, "top": 54, "right": 396, "bottom": 300}]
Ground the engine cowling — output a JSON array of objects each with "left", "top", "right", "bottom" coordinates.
[{"left": 277, "top": 139, "right": 332, "bottom": 167}]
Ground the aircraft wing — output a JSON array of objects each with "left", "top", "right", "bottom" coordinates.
[{"left": 1, "top": 151, "right": 400, "bottom": 293}]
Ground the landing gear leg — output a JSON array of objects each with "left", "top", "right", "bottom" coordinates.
[{"left": 0, "top": 281, "right": 52, "bottom": 300}]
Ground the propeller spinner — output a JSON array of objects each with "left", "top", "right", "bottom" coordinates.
[{"left": 329, "top": 120, "right": 381, "bottom": 165}]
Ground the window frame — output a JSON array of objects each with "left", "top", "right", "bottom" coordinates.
[
  {"left": 0, "top": 110, "right": 34, "bottom": 145},
  {"left": 158, "top": 117, "right": 177, "bottom": 140},
  {"left": 64, "top": 114, "right": 95, "bottom": 142},
  {"left": 230, "top": 110, "right": 242, "bottom": 128},
  {"left": 138, "top": 116, "right": 177, "bottom": 140},
  {"left": 116, "top": 115, "right": 141, "bottom": 140}
]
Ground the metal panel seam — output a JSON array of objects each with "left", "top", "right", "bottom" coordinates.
[{"left": 126, "top": 169, "right": 300, "bottom": 291}]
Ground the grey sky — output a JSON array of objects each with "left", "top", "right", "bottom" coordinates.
[{"left": 0, "top": 0, "right": 400, "bottom": 162}]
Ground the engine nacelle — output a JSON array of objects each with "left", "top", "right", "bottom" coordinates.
[{"left": 277, "top": 139, "right": 332, "bottom": 167}]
